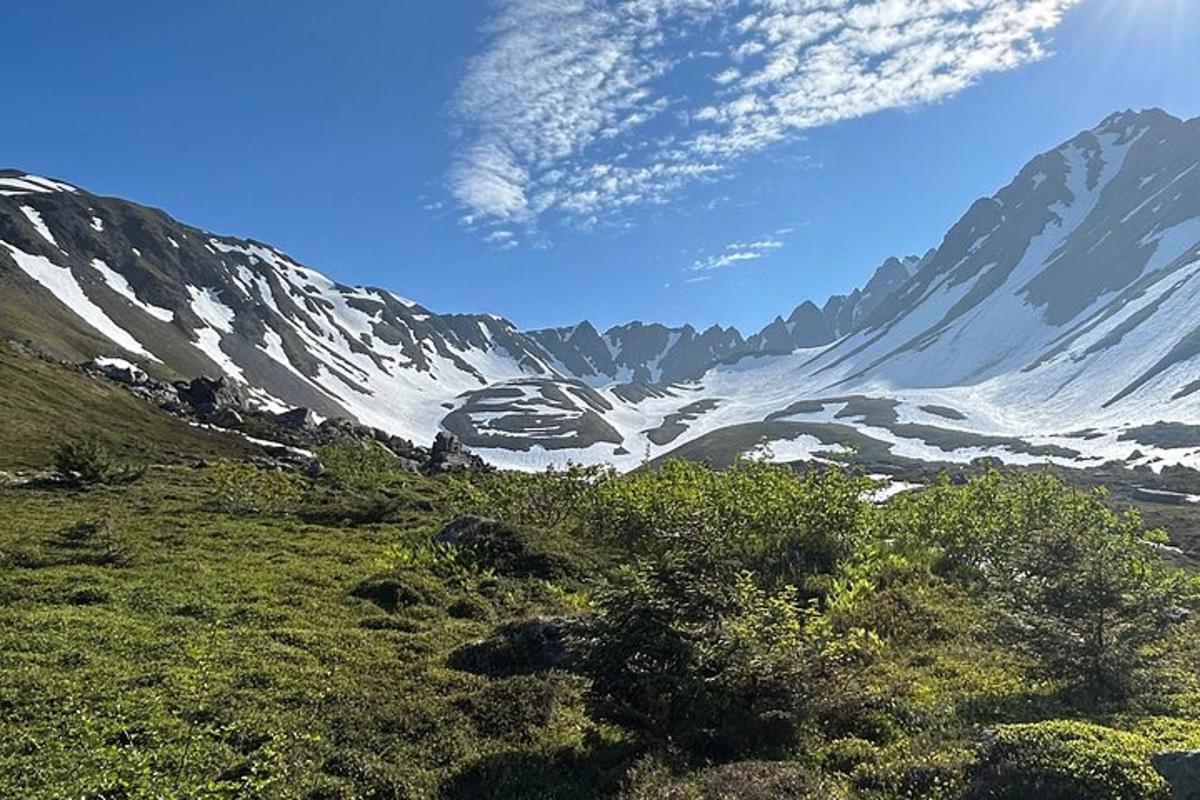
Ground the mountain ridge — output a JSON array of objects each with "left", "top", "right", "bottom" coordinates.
[{"left": 4, "top": 107, "right": 1200, "bottom": 472}]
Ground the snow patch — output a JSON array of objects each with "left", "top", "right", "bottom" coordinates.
[
  {"left": 1, "top": 243, "right": 157, "bottom": 361},
  {"left": 19, "top": 206, "right": 60, "bottom": 249},
  {"left": 90, "top": 259, "right": 174, "bottom": 322}
]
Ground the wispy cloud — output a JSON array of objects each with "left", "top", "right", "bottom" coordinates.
[
  {"left": 448, "top": 0, "right": 1082, "bottom": 240},
  {"left": 483, "top": 229, "right": 520, "bottom": 250},
  {"left": 691, "top": 236, "right": 784, "bottom": 271}
]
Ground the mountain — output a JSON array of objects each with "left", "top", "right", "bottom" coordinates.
[{"left": 4, "top": 108, "right": 1200, "bottom": 472}]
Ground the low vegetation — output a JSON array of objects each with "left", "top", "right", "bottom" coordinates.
[{"left": 1, "top": 438, "right": 1198, "bottom": 798}]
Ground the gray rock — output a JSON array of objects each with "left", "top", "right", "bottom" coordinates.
[
  {"left": 272, "top": 407, "right": 316, "bottom": 431},
  {"left": 426, "top": 431, "right": 487, "bottom": 473},
  {"left": 179, "top": 376, "right": 246, "bottom": 413},
  {"left": 1153, "top": 751, "right": 1200, "bottom": 799},
  {"left": 435, "top": 515, "right": 499, "bottom": 546},
  {"left": 86, "top": 359, "right": 148, "bottom": 385},
  {"left": 208, "top": 408, "right": 244, "bottom": 429}
]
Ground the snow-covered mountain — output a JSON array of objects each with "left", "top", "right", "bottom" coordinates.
[{"left": 4, "top": 108, "right": 1200, "bottom": 472}]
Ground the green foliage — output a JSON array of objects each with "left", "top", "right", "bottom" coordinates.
[
  {"left": 52, "top": 436, "right": 145, "bottom": 486},
  {"left": 376, "top": 537, "right": 483, "bottom": 588},
  {"left": 315, "top": 439, "right": 406, "bottom": 492},
  {"left": 2, "top": 454, "right": 1198, "bottom": 798},
  {"left": 445, "top": 462, "right": 614, "bottom": 529},
  {"left": 968, "top": 721, "right": 1170, "bottom": 800},
  {"left": 883, "top": 471, "right": 1198, "bottom": 700},
  {"left": 583, "top": 529, "right": 825, "bottom": 759},
  {"left": 591, "top": 459, "right": 874, "bottom": 587},
  {"left": 207, "top": 459, "right": 305, "bottom": 515},
  {"left": 621, "top": 757, "right": 851, "bottom": 800},
  {"left": 1002, "top": 502, "right": 1195, "bottom": 701}
]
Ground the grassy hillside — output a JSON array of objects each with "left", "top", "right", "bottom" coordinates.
[
  {"left": 0, "top": 341, "right": 251, "bottom": 470},
  {"left": 1, "top": 449, "right": 1197, "bottom": 798}
]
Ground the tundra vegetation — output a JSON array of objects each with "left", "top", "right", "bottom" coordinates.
[{"left": 1, "top": 438, "right": 1198, "bottom": 799}]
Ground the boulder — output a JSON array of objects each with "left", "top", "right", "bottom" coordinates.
[
  {"left": 179, "top": 376, "right": 247, "bottom": 413},
  {"left": 1154, "top": 751, "right": 1200, "bottom": 799},
  {"left": 208, "top": 408, "right": 244, "bottom": 429},
  {"left": 86, "top": 358, "right": 147, "bottom": 385},
  {"left": 426, "top": 431, "right": 487, "bottom": 473},
  {"left": 436, "top": 515, "right": 500, "bottom": 546},
  {"left": 272, "top": 407, "right": 316, "bottom": 431}
]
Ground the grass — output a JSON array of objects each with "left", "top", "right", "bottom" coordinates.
[
  {"left": 0, "top": 341, "right": 251, "bottom": 471},
  {"left": 0, "top": 468, "right": 625, "bottom": 799}
]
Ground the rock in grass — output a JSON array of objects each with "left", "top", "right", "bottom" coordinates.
[{"left": 1154, "top": 751, "right": 1200, "bottom": 800}]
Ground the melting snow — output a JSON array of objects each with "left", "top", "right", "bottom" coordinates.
[
  {"left": 90, "top": 259, "right": 174, "bottom": 322},
  {"left": 19, "top": 206, "right": 60, "bottom": 249},
  {"left": 2, "top": 243, "right": 158, "bottom": 361}
]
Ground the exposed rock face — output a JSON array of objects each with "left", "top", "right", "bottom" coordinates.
[
  {"left": 272, "top": 407, "right": 316, "bottom": 431},
  {"left": 79, "top": 358, "right": 488, "bottom": 474},
  {"left": 85, "top": 358, "right": 147, "bottom": 385},
  {"left": 427, "top": 431, "right": 487, "bottom": 473},
  {"left": 178, "top": 377, "right": 246, "bottom": 419}
]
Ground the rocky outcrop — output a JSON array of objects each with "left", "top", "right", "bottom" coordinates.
[
  {"left": 427, "top": 431, "right": 487, "bottom": 473},
  {"left": 80, "top": 359, "right": 487, "bottom": 474}
]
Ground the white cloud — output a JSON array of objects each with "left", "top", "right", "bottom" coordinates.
[
  {"left": 691, "top": 236, "right": 784, "bottom": 271},
  {"left": 449, "top": 0, "right": 1083, "bottom": 239},
  {"left": 483, "top": 229, "right": 520, "bottom": 250}
]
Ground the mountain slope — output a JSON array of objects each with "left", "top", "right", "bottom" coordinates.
[
  {"left": 4, "top": 108, "right": 1200, "bottom": 472},
  {"left": 0, "top": 342, "right": 254, "bottom": 471}
]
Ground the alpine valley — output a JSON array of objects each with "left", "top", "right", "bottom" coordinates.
[{"left": 5, "top": 108, "right": 1200, "bottom": 473}]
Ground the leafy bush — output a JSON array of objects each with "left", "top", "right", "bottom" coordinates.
[
  {"left": 882, "top": 471, "right": 1198, "bottom": 701},
  {"left": 349, "top": 570, "right": 449, "bottom": 612},
  {"left": 967, "top": 721, "right": 1170, "bottom": 800},
  {"left": 52, "top": 437, "right": 143, "bottom": 486},
  {"left": 458, "top": 673, "right": 582, "bottom": 741},
  {"left": 621, "top": 757, "right": 850, "bottom": 800},
  {"left": 589, "top": 459, "right": 873, "bottom": 587},
  {"left": 445, "top": 463, "right": 613, "bottom": 529},
  {"left": 315, "top": 440, "right": 407, "bottom": 492},
  {"left": 583, "top": 530, "right": 831, "bottom": 759},
  {"left": 438, "top": 516, "right": 590, "bottom": 581},
  {"left": 207, "top": 459, "right": 305, "bottom": 515},
  {"left": 377, "top": 537, "right": 482, "bottom": 588}
]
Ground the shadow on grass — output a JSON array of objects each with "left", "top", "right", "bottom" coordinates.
[{"left": 437, "top": 737, "right": 636, "bottom": 800}]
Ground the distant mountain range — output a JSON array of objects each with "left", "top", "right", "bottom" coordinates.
[{"left": 4, "top": 108, "right": 1200, "bottom": 471}]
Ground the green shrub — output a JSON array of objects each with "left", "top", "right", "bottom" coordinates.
[
  {"left": 967, "top": 720, "right": 1170, "bottom": 800},
  {"left": 51, "top": 437, "right": 143, "bottom": 486},
  {"left": 449, "top": 617, "right": 575, "bottom": 677},
  {"left": 458, "top": 673, "right": 581, "bottom": 741},
  {"left": 445, "top": 463, "right": 613, "bottom": 529},
  {"left": 315, "top": 440, "right": 407, "bottom": 492},
  {"left": 582, "top": 538, "right": 824, "bottom": 759},
  {"left": 589, "top": 459, "right": 873, "bottom": 587},
  {"left": 882, "top": 471, "right": 1199, "bottom": 701},
  {"left": 621, "top": 757, "right": 850, "bottom": 800},
  {"left": 438, "top": 516, "right": 590, "bottom": 581},
  {"left": 208, "top": 459, "right": 305, "bottom": 515},
  {"left": 349, "top": 570, "right": 449, "bottom": 612}
]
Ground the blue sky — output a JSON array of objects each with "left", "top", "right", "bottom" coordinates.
[{"left": 4, "top": 0, "right": 1198, "bottom": 333}]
